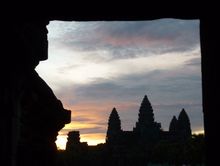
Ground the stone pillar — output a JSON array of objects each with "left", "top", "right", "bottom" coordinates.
[
  {"left": 17, "top": 70, "right": 71, "bottom": 166},
  {"left": 200, "top": 18, "right": 219, "bottom": 166},
  {"left": 1, "top": 20, "right": 71, "bottom": 166}
]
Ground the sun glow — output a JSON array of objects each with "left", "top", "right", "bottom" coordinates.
[
  {"left": 80, "top": 133, "right": 106, "bottom": 145},
  {"left": 56, "top": 134, "right": 68, "bottom": 150},
  {"left": 193, "top": 129, "right": 205, "bottom": 135},
  {"left": 56, "top": 133, "right": 105, "bottom": 150}
]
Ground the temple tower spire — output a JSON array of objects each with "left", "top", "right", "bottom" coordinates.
[
  {"left": 169, "top": 116, "right": 178, "bottom": 134},
  {"left": 106, "top": 107, "right": 122, "bottom": 144},
  {"left": 133, "top": 95, "right": 161, "bottom": 143},
  {"left": 177, "top": 108, "right": 192, "bottom": 140}
]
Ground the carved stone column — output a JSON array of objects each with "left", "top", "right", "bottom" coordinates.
[{"left": 1, "top": 20, "right": 71, "bottom": 166}]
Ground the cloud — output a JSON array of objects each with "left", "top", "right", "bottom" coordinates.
[
  {"left": 37, "top": 20, "right": 203, "bottom": 146},
  {"left": 47, "top": 19, "right": 200, "bottom": 60},
  {"left": 40, "top": 67, "right": 202, "bottom": 136},
  {"left": 54, "top": 69, "right": 202, "bottom": 132},
  {"left": 71, "top": 115, "right": 94, "bottom": 122},
  {"left": 186, "top": 57, "right": 201, "bottom": 66},
  {"left": 38, "top": 20, "right": 201, "bottom": 92},
  {"left": 54, "top": 53, "right": 202, "bottom": 104},
  {"left": 39, "top": 45, "right": 200, "bottom": 88}
]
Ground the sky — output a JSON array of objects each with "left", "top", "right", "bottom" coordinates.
[{"left": 36, "top": 19, "right": 203, "bottom": 150}]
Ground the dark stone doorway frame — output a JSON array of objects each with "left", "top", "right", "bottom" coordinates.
[{"left": 2, "top": 11, "right": 218, "bottom": 165}]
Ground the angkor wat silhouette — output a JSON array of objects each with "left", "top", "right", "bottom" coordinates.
[
  {"left": 64, "top": 95, "right": 194, "bottom": 166},
  {"left": 106, "top": 95, "right": 191, "bottom": 147}
]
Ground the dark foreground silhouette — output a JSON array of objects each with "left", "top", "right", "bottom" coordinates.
[
  {"left": 3, "top": 16, "right": 217, "bottom": 166},
  {"left": 57, "top": 95, "right": 205, "bottom": 166},
  {"left": 58, "top": 134, "right": 205, "bottom": 166}
]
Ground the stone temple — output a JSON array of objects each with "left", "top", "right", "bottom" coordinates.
[
  {"left": 106, "top": 95, "right": 192, "bottom": 147},
  {"left": 65, "top": 95, "right": 193, "bottom": 166}
]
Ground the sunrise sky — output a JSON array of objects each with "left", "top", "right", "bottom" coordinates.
[{"left": 36, "top": 19, "right": 203, "bottom": 150}]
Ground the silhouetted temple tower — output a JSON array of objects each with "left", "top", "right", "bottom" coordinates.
[
  {"left": 178, "top": 108, "right": 192, "bottom": 140},
  {"left": 133, "top": 95, "right": 161, "bottom": 143},
  {"left": 168, "top": 108, "right": 192, "bottom": 141},
  {"left": 136, "top": 95, "right": 154, "bottom": 127},
  {"left": 66, "top": 131, "right": 80, "bottom": 151},
  {"left": 169, "top": 116, "right": 178, "bottom": 135},
  {"left": 106, "top": 108, "right": 122, "bottom": 144}
]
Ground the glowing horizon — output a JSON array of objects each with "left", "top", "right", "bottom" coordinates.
[
  {"left": 56, "top": 128, "right": 205, "bottom": 150},
  {"left": 56, "top": 132, "right": 106, "bottom": 150}
]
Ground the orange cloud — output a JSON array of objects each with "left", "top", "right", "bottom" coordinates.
[{"left": 80, "top": 133, "right": 106, "bottom": 145}]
